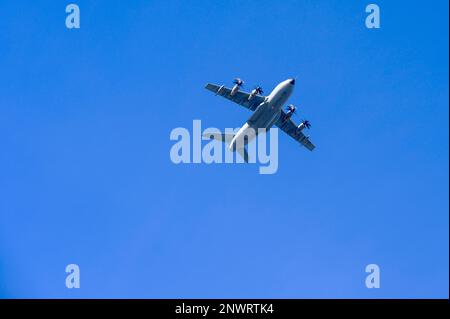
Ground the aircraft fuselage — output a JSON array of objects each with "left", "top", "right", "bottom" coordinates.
[{"left": 229, "top": 78, "right": 295, "bottom": 151}]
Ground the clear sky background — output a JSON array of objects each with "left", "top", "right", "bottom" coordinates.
[{"left": 0, "top": 0, "right": 448, "bottom": 298}]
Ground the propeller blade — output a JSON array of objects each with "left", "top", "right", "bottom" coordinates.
[
  {"left": 286, "top": 105, "right": 296, "bottom": 114},
  {"left": 233, "top": 78, "right": 243, "bottom": 86}
]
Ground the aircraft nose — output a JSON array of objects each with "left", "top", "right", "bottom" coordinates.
[{"left": 289, "top": 78, "right": 295, "bottom": 85}]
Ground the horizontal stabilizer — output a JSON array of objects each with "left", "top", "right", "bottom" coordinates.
[
  {"left": 203, "top": 131, "right": 250, "bottom": 163},
  {"left": 203, "top": 131, "right": 235, "bottom": 144}
]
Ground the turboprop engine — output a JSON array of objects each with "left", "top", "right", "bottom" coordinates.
[
  {"left": 248, "top": 86, "right": 263, "bottom": 100},
  {"left": 297, "top": 120, "right": 311, "bottom": 132},
  {"left": 230, "top": 78, "right": 244, "bottom": 96}
]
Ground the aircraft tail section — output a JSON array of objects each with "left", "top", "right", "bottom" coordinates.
[
  {"left": 203, "top": 132, "right": 235, "bottom": 144},
  {"left": 203, "top": 131, "right": 249, "bottom": 163},
  {"left": 236, "top": 147, "right": 249, "bottom": 163}
]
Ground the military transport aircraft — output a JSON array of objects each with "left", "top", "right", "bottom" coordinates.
[{"left": 204, "top": 78, "right": 315, "bottom": 161}]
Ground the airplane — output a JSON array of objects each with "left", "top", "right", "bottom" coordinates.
[{"left": 204, "top": 78, "right": 315, "bottom": 161}]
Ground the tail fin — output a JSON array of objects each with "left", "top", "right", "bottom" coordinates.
[{"left": 236, "top": 147, "right": 250, "bottom": 163}]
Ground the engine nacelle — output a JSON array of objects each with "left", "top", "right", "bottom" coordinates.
[
  {"left": 230, "top": 78, "right": 244, "bottom": 96},
  {"left": 297, "top": 123, "right": 306, "bottom": 132},
  {"left": 297, "top": 120, "right": 311, "bottom": 133},
  {"left": 248, "top": 86, "right": 263, "bottom": 100}
]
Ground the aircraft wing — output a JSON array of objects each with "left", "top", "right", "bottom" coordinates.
[
  {"left": 275, "top": 112, "right": 316, "bottom": 151},
  {"left": 205, "top": 83, "right": 265, "bottom": 111}
]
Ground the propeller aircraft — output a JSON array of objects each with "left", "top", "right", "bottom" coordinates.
[{"left": 204, "top": 78, "right": 315, "bottom": 162}]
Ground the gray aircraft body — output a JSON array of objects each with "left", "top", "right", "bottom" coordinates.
[{"left": 205, "top": 78, "right": 315, "bottom": 161}]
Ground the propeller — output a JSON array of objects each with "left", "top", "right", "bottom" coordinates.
[
  {"left": 286, "top": 104, "right": 296, "bottom": 115},
  {"left": 302, "top": 120, "right": 311, "bottom": 129},
  {"left": 254, "top": 86, "right": 263, "bottom": 95},
  {"left": 233, "top": 78, "right": 244, "bottom": 86}
]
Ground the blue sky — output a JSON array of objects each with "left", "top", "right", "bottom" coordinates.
[{"left": 0, "top": 0, "right": 448, "bottom": 298}]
